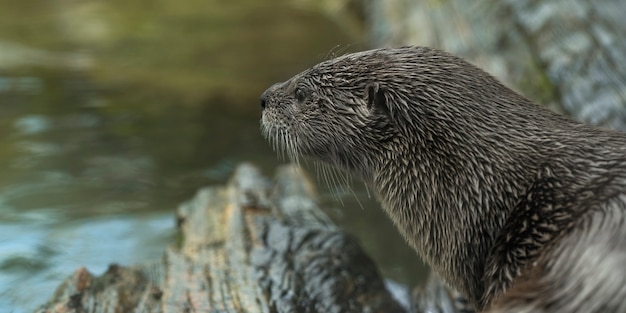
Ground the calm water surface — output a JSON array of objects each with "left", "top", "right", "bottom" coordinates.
[{"left": 0, "top": 1, "right": 426, "bottom": 311}]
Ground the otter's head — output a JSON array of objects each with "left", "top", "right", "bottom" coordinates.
[
  {"left": 259, "top": 48, "right": 415, "bottom": 180},
  {"left": 260, "top": 46, "right": 512, "bottom": 181}
]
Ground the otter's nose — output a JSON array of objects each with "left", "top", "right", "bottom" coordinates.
[{"left": 260, "top": 83, "right": 281, "bottom": 110}]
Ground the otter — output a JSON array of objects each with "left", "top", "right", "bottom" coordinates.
[{"left": 259, "top": 46, "right": 626, "bottom": 312}]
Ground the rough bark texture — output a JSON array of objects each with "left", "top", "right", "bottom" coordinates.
[{"left": 35, "top": 164, "right": 413, "bottom": 313}]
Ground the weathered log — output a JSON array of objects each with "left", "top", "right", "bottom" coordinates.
[{"left": 37, "top": 164, "right": 433, "bottom": 313}]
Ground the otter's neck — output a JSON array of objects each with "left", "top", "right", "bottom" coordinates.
[{"left": 369, "top": 104, "right": 559, "bottom": 306}]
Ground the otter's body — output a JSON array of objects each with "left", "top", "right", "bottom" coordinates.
[{"left": 260, "top": 46, "right": 626, "bottom": 312}]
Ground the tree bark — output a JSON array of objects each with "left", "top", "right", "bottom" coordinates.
[{"left": 36, "top": 164, "right": 413, "bottom": 313}]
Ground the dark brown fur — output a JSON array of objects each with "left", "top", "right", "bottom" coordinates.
[{"left": 259, "top": 46, "right": 626, "bottom": 312}]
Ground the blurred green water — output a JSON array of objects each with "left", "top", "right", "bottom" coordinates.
[{"left": 0, "top": 1, "right": 427, "bottom": 311}]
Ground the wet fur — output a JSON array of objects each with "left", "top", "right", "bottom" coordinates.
[{"left": 260, "top": 46, "right": 626, "bottom": 312}]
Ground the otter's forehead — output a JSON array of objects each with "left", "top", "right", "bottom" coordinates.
[
  {"left": 293, "top": 48, "right": 391, "bottom": 86},
  {"left": 300, "top": 46, "right": 440, "bottom": 81},
  {"left": 312, "top": 48, "right": 394, "bottom": 72},
  {"left": 316, "top": 46, "right": 433, "bottom": 68},
  {"left": 284, "top": 46, "right": 458, "bottom": 91}
]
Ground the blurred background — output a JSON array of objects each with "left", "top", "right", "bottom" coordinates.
[
  {"left": 0, "top": 1, "right": 423, "bottom": 312},
  {"left": 2, "top": 0, "right": 625, "bottom": 311}
]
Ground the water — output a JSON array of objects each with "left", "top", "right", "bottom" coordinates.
[{"left": 0, "top": 1, "right": 426, "bottom": 311}]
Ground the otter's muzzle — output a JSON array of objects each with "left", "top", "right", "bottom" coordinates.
[{"left": 260, "top": 83, "right": 282, "bottom": 110}]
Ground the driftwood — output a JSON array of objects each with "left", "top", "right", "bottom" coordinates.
[{"left": 37, "top": 164, "right": 463, "bottom": 313}]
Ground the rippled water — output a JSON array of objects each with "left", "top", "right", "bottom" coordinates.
[
  {"left": 0, "top": 1, "right": 426, "bottom": 311},
  {"left": 0, "top": 68, "right": 274, "bottom": 311}
]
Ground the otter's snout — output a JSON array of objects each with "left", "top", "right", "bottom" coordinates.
[{"left": 260, "top": 83, "right": 282, "bottom": 110}]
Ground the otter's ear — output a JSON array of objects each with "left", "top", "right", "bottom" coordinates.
[{"left": 365, "top": 82, "right": 392, "bottom": 116}]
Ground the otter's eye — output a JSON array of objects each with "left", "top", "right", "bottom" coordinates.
[{"left": 295, "top": 88, "right": 307, "bottom": 104}]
